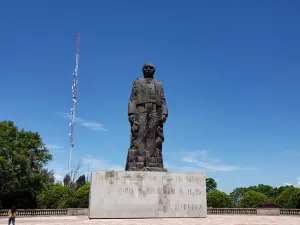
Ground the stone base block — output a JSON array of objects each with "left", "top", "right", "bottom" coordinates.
[
  {"left": 67, "top": 208, "right": 88, "bottom": 216},
  {"left": 88, "top": 170, "right": 207, "bottom": 219},
  {"left": 127, "top": 167, "right": 168, "bottom": 172},
  {"left": 145, "top": 167, "right": 168, "bottom": 172},
  {"left": 257, "top": 208, "right": 280, "bottom": 216}
]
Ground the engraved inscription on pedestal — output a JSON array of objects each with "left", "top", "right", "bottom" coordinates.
[{"left": 88, "top": 171, "right": 207, "bottom": 219}]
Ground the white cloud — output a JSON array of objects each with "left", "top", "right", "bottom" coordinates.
[
  {"left": 46, "top": 144, "right": 65, "bottom": 153},
  {"left": 164, "top": 162, "right": 203, "bottom": 173},
  {"left": 62, "top": 113, "right": 107, "bottom": 132},
  {"left": 180, "top": 149, "right": 255, "bottom": 172},
  {"left": 82, "top": 155, "right": 123, "bottom": 171},
  {"left": 281, "top": 181, "right": 300, "bottom": 188}
]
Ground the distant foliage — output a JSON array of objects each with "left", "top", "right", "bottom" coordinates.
[
  {"left": 237, "top": 190, "right": 269, "bottom": 208},
  {"left": 37, "top": 184, "right": 74, "bottom": 209},
  {"left": 74, "top": 183, "right": 90, "bottom": 199},
  {"left": 207, "top": 190, "right": 233, "bottom": 208},
  {"left": 67, "top": 197, "right": 89, "bottom": 208},
  {"left": 206, "top": 178, "right": 217, "bottom": 193},
  {"left": 63, "top": 175, "right": 71, "bottom": 186},
  {"left": 230, "top": 184, "right": 294, "bottom": 207},
  {"left": 276, "top": 186, "right": 300, "bottom": 209},
  {"left": 230, "top": 187, "right": 249, "bottom": 206},
  {"left": 76, "top": 175, "right": 86, "bottom": 188},
  {"left": 260, "top": 202, "right": 280, "bottom": 208},
  {"left": 67, "top": 183, "right": 90, "bottom": 208}
]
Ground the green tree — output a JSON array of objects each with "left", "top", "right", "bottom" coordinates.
[
  {"left": 67, "top": 183, "right": 90, "bottom": 208},
  {"left": 237, "top": 190, "right": 268, "bottom": 208},
  {"left": 276, "top": 186, "right": 300, "bottom": 208},
  {"left": 255, "top": 184, "right": 276, "bottom": 198},
  {"left": 230, "top": 187, "right": 249, "bottom": 206},
  {"left": 206, "top": 178, "right": 217, "bottom": 193},
  {"left": 273, "top": 185, "right": 292, "bottom": 199},
  {"left": 242, "top": 184, "right": 277, "bottom": 202},
  {"left": 63, "top": 174, "right": 71, "bottom": 186},
  {"left": 41, "top": 168, "right": 55, "bottom": 185},
  {"left": 36, "top": 184, "right": 74, "bottom": 209},
  {"left": 207, "top": 190, "right": 233, "bottom": 208},
  {"left": 75, "top": 175, "right": 86, "bottom": 188},
  {"left": 74, "top": 183, "right": 90, "bottom": 198},
  {"left": 230, "top": 185, "right": 292, "bottom": 206},
  {"left": 0, "top": 121, "right": 52, "bottom": 208}
]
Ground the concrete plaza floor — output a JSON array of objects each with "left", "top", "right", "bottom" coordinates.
[{"left": 1, "top": 215, "right": 300, "bottom": 225}]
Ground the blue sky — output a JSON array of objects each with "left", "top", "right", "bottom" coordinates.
[{"left": 1, "top": 0, "right": 300, "bottom": 193}]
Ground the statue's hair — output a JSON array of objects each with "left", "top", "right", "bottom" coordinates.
[{"left": 142, "top": 63, "right": 155, "bottom": 72}]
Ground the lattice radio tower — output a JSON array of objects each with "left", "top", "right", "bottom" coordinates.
[{"left": 68, "top": 33, "right": 80, "bottom": 173}]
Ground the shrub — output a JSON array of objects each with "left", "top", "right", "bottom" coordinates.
[
  {"left": 260, "top": 202, "right": 280, "bottom": 208},
  {"left": 237, "top": 190, "right": 268, "bottom": 208},
  {"left": 276, "top": 186, "right": 300, "bottom": 208},
  {"left": 74, "top": 183, "right": 90, "bottom": 199},
  {"left": 67, "top": 197, "right": 89, "bottom": 208},
  {"left": 207, "top": 190, "right": 233, "bottom": 208},
  {"left": 36, "top": 185, "right": 74, "bottom": 209},
  {"left": 67, "top": 183, "right": 90, "bottom": 208}
]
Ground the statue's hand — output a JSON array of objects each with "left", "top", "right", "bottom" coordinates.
[
  {"left": 128, "top": 115, "right": 135, "bottom": 124},
  {"left": 160, "top": 115, "right": 167, "bottom": 123}
]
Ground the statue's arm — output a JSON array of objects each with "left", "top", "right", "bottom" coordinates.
[
  {"left": 128, "top": 80, "right": 137, "bottom": 115},
  {"left": 160, "top": 83, "right": 168, "bottom": 117}
]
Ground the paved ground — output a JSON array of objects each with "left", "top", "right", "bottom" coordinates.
[{"left": 1, "top": 215, "right": 300, "bottom": 225}]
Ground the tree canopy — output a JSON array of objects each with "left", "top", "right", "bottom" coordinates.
[
  {"left": 207, "top": 190, "right": 233, "bottom": 208},
  {"left": 276, "top": 186, "right": 300, "bottom": 208},
  {"left": 237, "top": 190, "right": 269, "bottom": 208},
  {"left": 206, "top": 178, "right": 217, "bottom": 193},
  {"left": 0, "top": 121, "right": 52, "bottom": 208}
]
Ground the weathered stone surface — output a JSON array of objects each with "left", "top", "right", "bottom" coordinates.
[
  {"left": 257, "top": 208, "right": 280, "bottom": 216},
  {"left": 88, "top": 170, "right": 207, "bottom": 219},
  {"left": 67, "top": 208, "right": 88, "bottom": 216}
]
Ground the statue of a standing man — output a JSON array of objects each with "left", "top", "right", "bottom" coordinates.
[{"left": 125, "top": 63, "right": 168, "bottom": 172}]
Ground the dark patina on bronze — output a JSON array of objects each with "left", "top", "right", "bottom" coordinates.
[{"left": 125, "top": 63, "right": 168, "bottom": 172}]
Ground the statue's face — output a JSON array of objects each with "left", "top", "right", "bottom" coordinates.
[{"left": 142, "top": 63, "right": 155, "bottom": 78}]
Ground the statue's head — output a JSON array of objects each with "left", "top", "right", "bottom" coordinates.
[{"left": 142, "top": 63, "right": 155, "bottom": 78}]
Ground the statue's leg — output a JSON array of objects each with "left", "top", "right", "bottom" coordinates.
[
  {"left": 145, "top": 107, "right": 159, "bottom": 167},
  {"left": 156, "top": 123, "right": 165, "bottom": 168},
  {"left": 125, "top": 117, "right": 139, "bottom": 171},
  {"left": 135, "top": 106, "right": 147, "bottom": 169},
  {"left": 155, "top": 140, "right": 163, "bottom": 168}
]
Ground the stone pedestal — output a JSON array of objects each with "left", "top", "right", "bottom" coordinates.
[
  {"left": 257, "top": 208, "right": 280, "bottom": 216},
  {"left": 88, "top": 170, "right": 207, "bottom": 219}
]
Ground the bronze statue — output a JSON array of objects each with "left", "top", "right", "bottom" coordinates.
[{"left": 125, "top": 63, "right": 168, "bottom": 172}]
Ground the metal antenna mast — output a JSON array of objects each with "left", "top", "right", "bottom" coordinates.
[{"left": 68, "top": 33, "right": 80, "bottom": 173}]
